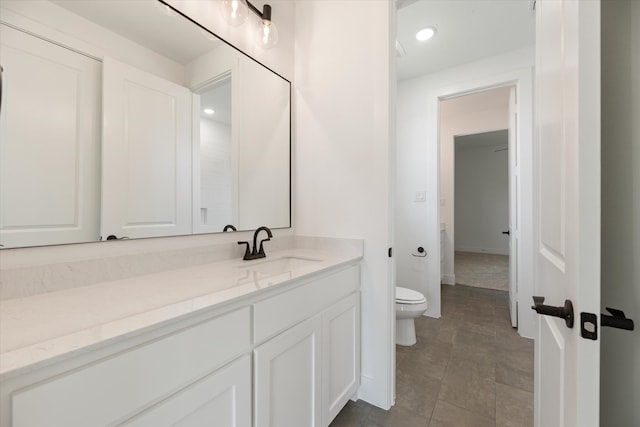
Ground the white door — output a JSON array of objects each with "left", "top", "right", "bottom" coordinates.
[
  {"left": 534, "top": 1, "right": 601, "bottom": 426},
  {"left": 508, "top": 86, "right": 518, "bottom": 327},
  {"left": 0, "top": 24, "right": 100, "bottom": 248},
  {"left": 101, "top": 57, "right": 191, "bottom": 240}
]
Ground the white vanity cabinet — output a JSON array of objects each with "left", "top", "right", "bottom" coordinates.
[
  {"left": 2, "top": 262, "right": 360, "bottom": 427},
  {"left": 9, "top": 308, "right": 252, "bottom": 427},
  {"left": 253, "top": 265, "right": 361, "bottom": 427}
]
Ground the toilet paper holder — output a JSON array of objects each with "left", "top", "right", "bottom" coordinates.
[{"left": 412, "top": 247, "right": 427, "bottom": 257}]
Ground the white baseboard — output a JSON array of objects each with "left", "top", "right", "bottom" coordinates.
[{"left": 454, "top": 246, "right": 509, "bottom": 256}]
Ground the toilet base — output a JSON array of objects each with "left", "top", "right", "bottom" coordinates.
[{"left": 396, "top": 318, "right": 417, "bottom": 346}]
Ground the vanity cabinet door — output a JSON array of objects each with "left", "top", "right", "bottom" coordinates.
[
  {"left": 121, "top": 355, "right": 251, "bottom": 427},
  {"left": 322, "top": 293, "right": 360, "bottom": 425},
  {"left": 254, "top": 316, "right": 322, "bottom": 427}
]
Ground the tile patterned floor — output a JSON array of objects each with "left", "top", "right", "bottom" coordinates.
[
  {"left": 455, "top": 252, "right": 510, "bottom": 292},
  {"left": 330, "top": 284, "right": 534, "bottom": 427}
]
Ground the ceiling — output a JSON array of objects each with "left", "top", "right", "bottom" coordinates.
[
  {"left": 396, "top": 0, "right": 535, "bottom": 81},
  {"left": 51, "top": 0, "right": 223, "bottom": 64}
]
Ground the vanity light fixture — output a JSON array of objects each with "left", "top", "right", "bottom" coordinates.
[
  {"left": 203, "top": 108, "right": 215, "bottom": 115},
  {"left": 415, "top": 27, "right": 436, "bottom": 42},
  {"left": 221, "top": 0, "right": 278, "bottom": 49}
]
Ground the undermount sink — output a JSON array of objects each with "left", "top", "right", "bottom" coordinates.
[{"left": 239, "top": 256, "right": 322, "bottom": 276}]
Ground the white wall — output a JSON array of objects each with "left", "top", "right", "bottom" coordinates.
[
  {"left": 294, "top": 1, "right": 395, "bottom": 410},
  {"left": 236, "top": 56, "right": 290, "bottom": 230},
  {"left": 440, "top": 91, "right": 510, "bottom": 283},
  {"left": 454, "top": 135, "right": 509, "bottom": 255},
  {"left": 397, "top": 47, "right": 536, "bottom": 339},
  {"left": 600, "top": 0, "right": 640, "bottom": 424}
]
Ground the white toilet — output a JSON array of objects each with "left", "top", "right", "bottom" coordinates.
[{"left": 395, "top": 286, "right": 428, "bottom": 346}]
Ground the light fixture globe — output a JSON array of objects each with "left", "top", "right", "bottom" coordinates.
[
  {"left": 221, "top": 0, "right": 249, "bottom": 26},
  {"left": 257, "top": 20, "right": 278, "bottom": 49}
]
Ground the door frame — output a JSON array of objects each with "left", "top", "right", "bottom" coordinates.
[{"left": 434, "top": 67, "right": 535, "bottom": 338}]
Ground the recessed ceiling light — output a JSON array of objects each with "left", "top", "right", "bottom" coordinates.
[
  {"left": 203, "top": 108, "right": 215, "bottom": 115},
  {"left": 416, "top": 27, "right": 436, "bottom": 42}
]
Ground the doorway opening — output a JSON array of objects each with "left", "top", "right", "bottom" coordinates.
[
  {"left": 454, "top": 129, "right": 510, "bottom": 292},
  {"left": 439, "top": 85, "right": 518, "bottom": 328},
  {"left": 192, "top": 75, "right": 235, "bottom": 234}
]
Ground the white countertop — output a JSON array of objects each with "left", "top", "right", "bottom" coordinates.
[{"left": 0, "top": 248, "right": 361, "bottom": 378}]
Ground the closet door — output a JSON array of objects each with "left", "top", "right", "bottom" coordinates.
[
  {"left": 0, "top": 24, "right": 100, "bottom": 248},
  {"left": 101, "top": 57, "right": 191, "bottom": 239}
]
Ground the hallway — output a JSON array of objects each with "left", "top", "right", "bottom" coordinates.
[{"left": 330, "top": 285, "right": 534, "bottom": 426}]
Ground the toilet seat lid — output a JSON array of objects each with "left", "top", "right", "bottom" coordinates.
[{"left": 396, "top": 287, "right": 426, "bottom": 304}]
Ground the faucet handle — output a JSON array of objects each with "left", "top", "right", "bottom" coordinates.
[
  {"left": 237, "top": 241, "right": 251, "bottom": 260},
  {"left": 257, "top": 237, "right": 271, "bottom": 257}
]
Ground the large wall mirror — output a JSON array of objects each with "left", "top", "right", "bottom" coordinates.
[{"left": 0, "top": 0, "right": 291, "bottom": 249}]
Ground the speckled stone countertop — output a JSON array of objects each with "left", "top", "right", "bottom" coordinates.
[{"left": 0, "top": 242, "right": 362, "bottom": 378}]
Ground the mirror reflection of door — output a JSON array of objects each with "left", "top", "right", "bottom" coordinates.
[
  {"left": 0, "top": 23, "right": 101, "bottom": 248},
  {"left": 101, "top": 57, "right": 192, "bottom": 240}
]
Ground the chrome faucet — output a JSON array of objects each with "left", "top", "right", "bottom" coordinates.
[{"left": 238, "top": 226, "right": 273, "bottom": 260}]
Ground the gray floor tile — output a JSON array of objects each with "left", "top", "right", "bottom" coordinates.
[
  {"left": 329, "top": 400, "right": 373, "bottom": 427},
  {"left": 397, "top": 341, "right": 452, "bottom": 380},
  {"left": 461, "top": 310, "right": 497, "bottom": 338},
  {"left": 451, "top": 329, "right": 498, "bottom": 366},
  {"left": 428, "top": 400, "right": 495, "bottom": 427},
  {"left": 365, "top": 406, "right": 429, "bottom": 427},
  {"left": 333, "top": 284, "right": 534, "bottom": 427},
  {"left": 495, "top": 349, "right": 534, "bottom": 393},
  {"left": 496, "top": 330, "right": 534, "bottom": 353},
  {"left": 393, "top": 369, "right": 441, "bottom": 418},
  {"left": 496, "top": 383, "right": 534, "bottom": 427},
  {"left": 439, "top": 357, "right": 496, "bottom": 419}
]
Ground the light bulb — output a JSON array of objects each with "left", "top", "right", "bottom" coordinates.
[
  {"left": 221, "top": 0, "right": 249, "bottom": 26},
  {"left": 416, "top": 27, "right": 436, "bottom": 41},
  {"left": 257, "top": 20, "right": 278, "bottom": 49}
]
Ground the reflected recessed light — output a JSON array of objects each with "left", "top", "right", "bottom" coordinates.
[
  {"left": 416, "top": 27, "right": 436, "bottom": 41},
  {"left": 203, "top": 108, "right": 215, "bottom": 115}
]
